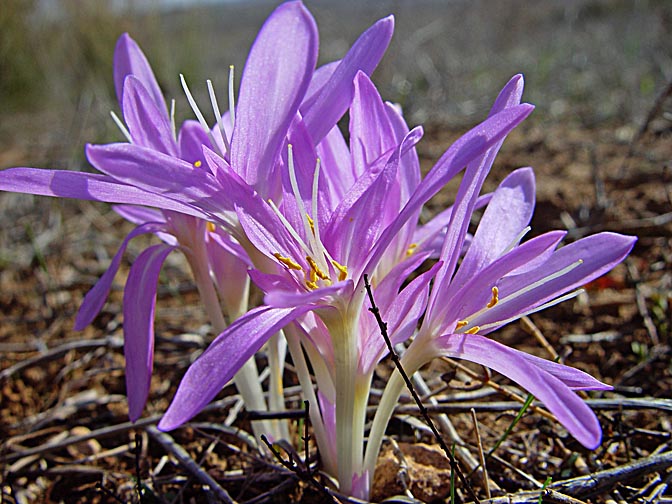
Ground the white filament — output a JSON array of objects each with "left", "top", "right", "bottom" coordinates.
[
  {"left": 477, "top": 289, "right": 584, "bottom": 332},
  {"left": 170, "top": 99, "right": 177, "bottom": 142},
  {"left": 110, "top": 110, "right": 132, "bottom": 143},
  {"left": 207, "top": 79, "right": 230, "bottom": 155},
  {"left": 502, "top": 226, "right": 531, "bottom": 255},
  {"left": 179, "top": 74, "right": 222, "bottom": 157},
  {"left": 228, "top": 65, "right": 236, "bottom": 131},
  {"left": 267, "top": 199, "right": 312, "bottom": 258},
  {"left": 461, "top": 259, "right": 584, "bottom": 331}
]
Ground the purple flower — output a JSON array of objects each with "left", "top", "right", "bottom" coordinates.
[
  {"left": 0, "top": 1, "right": 395, "bottom": 422},
  {"left": 363, "top": 125, "right": 635, "bottom": 482},
  {"left": 154, "top": 70, "right": 532, "bottom": 496}
]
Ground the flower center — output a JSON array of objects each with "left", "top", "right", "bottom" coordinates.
[{"left": 269, "top": 145, "right": 349, "bottom": 290}]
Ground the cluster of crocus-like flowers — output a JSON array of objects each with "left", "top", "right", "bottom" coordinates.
[{"left": 0, "top": 2, "right": 636, "bottom": 500}]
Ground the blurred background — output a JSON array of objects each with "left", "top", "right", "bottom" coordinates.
[{"left": 1, "top": 0, "right": 670, "bottom": 170}]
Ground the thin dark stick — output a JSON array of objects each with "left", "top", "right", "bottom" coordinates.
[
  {"left": 363, "top": 274, "right": 480, "bottom": 503},
  {"left": 260, "top": 434, "right": 336, "bottom": 503},
  {"left": 95, "top": 481, "right": 125, "bottom": 504},
  {"left": 134, "top": 433, "right": 145, "bottom": 503}
]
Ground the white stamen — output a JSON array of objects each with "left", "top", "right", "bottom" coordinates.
[
  {"left": 477, "top": 289, "right": 584, "bottom": 332},
  {"left": 207, "top": 79, "right": 230, "bottom": 155},
  {"left": 110, "top": 111, "right": 132, "bottom": 143},
  {"left": 267, "top": 199, "right": 312, "bottom": 257},
  {"left": 170, "top": 99, "right": 177, "bottom": 142},
  {"left": 287, "top": 146, "right": 315, "bottom": 247},
  {"left": 308, "top": 159, "right": 337, "bottom": 269},
  {"left": 464, "top": 259, "right": 584, "bottom": 328},
  {"left": 502, "top": 226, "right": 531, "bottom": 255},
  {"left": 180, "top": 74, "right": 222, "bottom": 157},
  {"left": 228, "top": 65, "right": 236, "bottom": 131}
]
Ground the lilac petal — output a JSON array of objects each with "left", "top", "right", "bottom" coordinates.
[
  {"left": 302, "top": 60, "right": 340, "bottom": 111},
  {"left": 326, "top": 126, "right": 423, "bottom": 276},
  {"left": 122, "top": 76, "right": 177, "bottom": 156},
  {"left": 480, "top": 232, "right": 637, "bottom": 330},
  {"left": 432, "top": 333, "right": 604, "bottom": 448},
  {"left": 123, "top": 243, "right": 176, "bottom": 421},
  {"left": 113, "top": 205, "right": 177, "bottom": 246},
  {"left": 113, "top": 205, "right": 166, "bottom": 226},
  {"left": 301, "top": 15, "right": 395, "bottom": 145},
  {"left": 75, "top": 222, "right": 167, "bottom": 330},
  {"left": 443, "top": 231, "right": 566, "bottom": 330},
  {"left": 230, "top": 1, "right": 318, "bottom": 191},
  {"left": 178, "top": 119, "right": 211, "bottom": 165},
  {"left": 86, "top": 143, "right": 234, "bottom": 224},
  {"left": 280, "top": 119, "right": 329, "bottom": 232},
  {"left": 349, "top": 71, "right": 396, "bottom": 179},
  {"left": 428, "top": 80, "right": 528, "bottom": 302},
  {"left": 235, "top": 196, "right": 307, "bottom": 267},
  {"left": 159, "top": 305, "right": 312, "bottom": 430},
  {"left": 264, "top": 280, "right": 352, "bottom": 309},
  {"left": 359, "top": 262, "right": 440, "bottom": 374},
  {"left": 490, "top": 74, "right": 525, "bottom": 115},
  {"left": 364, "top": 104, "right": 533, "bottom": 275},
  {"left": 520, "top": 353, "right": 612, "bottom": 391},
  {"left": 413, "top": 192, "right": 492, "bottom": 254},
  {"left": 113, "top": 33, "right": 166, "bottom": 114},
  {"left": 450, "top": 167, "right": 536, "bottom": 290},
  {"left": 315, "top": 125, "right": 353, "bottom": 208},
  {"left": 248, "top": 269, "right": 298, "bottom": 295},
  {"left": 373, "top": 250, "right": 433, "bottom": 312},
  {"left": 386, "top": 101, "right": 420, "bottom": 201},
  {"left": 0, "top": 168, "right": 206, "bottom": 217}
]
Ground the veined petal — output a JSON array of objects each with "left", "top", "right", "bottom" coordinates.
[
  {"left": 450, "top": 167, "right": 536, "bottom": 291},
  {"left": 301, "top": 15, "right": 394, "bottom": 145},
  {"left": 75, "top": 222, "right": 168, "bottom": 330},
  {"left": 412, "top": 192, "right": 492, "bottom": 255},
  {"left": 520, "top": 353, "right": 612, "bottom": 391},
  {"left": 159, "top": 305, "right": 312, "bottom": 430},
  {"left": 113, "top": 205, "right": 166, "bottom": 226},
  {"left": 442, "top": 230, "right": 566, "bottom": 331},
  {"left": 113, "top": 33, "right": 166, "bottom": 115},
  {"left": 432, "top": 333, "right": 604, "bottom": 448},
  {"left": 178, "top": 119, "right": 211, "bottom": 166},
  {"left": 86, "top": 143, "right": 235, "bottom": 227},
  {"left": 349, "top": 71, "right": 397, "bottom": 179},
  {"left": 265, "top": 280, "right": 351, "bottom": 309},
  {"left": 478, "top": 232, "right": 637, "bottom": 331},
  {"left": 302, "top": 60, "right": 340, "bottom": 111},
  {"left": 359, "top": 262, "right": 440, "bottom": 374},
  {"left": 363, "top": 104, "right": 533, "bottom": 276},
  {"left": 122, "top": 76, "right": 178, "bottom": 156},
  {"left": 0, "top": 168, "right": 206, "bottom": 217},
  {"left": 316, "top": 125, "right": 353, "bottom": 207},
  {"left": 231, "top": 1, "right": 318, "bottom": 192},
  {"left": 123, "top": 243, "right": 176, "bottom": 421}
]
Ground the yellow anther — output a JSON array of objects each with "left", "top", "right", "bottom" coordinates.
[
  {"left": 465, "top": 326, "right": 480, "bottom": 334},
  {"left": 306, "top": 214, "right": 315, "bottom": 234},
  {"left": 273, "top": 252, "right": 302, "bottom": 271},
  {"left": 194, "top": 160, "right": 202, "bottom": 168},
  {"left": 305, "top": 280, "right": 319, "bottom": 290},
  {"left": 406, "top": 243, "right": 418, "bottom": 257},
  {"left": 331, "top": 260, "right": 348, "bottom": 282},
  {"left": 306, "top": 256, "right": 329, "bottom": 281},
  {"left": 455, "top": 320, "right": 469, "bottom": 330},
  {"left": 206, "top": 222, "right": 216, "bottom": 233},
  {"left": 486, "top": 286, "right": 499, "bottom": 308}
]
